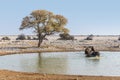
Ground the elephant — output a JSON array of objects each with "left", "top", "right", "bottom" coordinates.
[{"left": 85, "top": 46, "right": 100, "bottom": 57}]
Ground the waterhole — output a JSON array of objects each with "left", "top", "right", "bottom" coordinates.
[{"left": 0, "top": 52, "right": 120, "bottom": 76}]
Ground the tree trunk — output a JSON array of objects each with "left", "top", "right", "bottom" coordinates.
[
  {"left": 38, "top": 33, "right": 46, "bottom": 47},
  {"left": 38, "top": 39, "right": 42, "bottom": 47},
  {"left": 38, "top": 33, "right": 42, "bottom": 47}
]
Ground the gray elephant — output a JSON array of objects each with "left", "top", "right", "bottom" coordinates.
[{"left": 85, "top": 46, "right": 100, "bottom": 57}]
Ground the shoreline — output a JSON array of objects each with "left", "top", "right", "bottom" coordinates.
[
  {"left": 0, "top": 35, "right": 120, "bottom": 79},
  {"left": 0, "top": 46, "right": 120, "bottom": 56},
  {"left": 0, "top": 69, "right": 120, "bottom": 80},
  {"left": 0, "top": 48, "right": 120, "bottom": 80}
]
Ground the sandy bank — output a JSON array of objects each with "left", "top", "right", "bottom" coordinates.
[{"left": 0, "top": 70, "right": 120, "bottom": 80}]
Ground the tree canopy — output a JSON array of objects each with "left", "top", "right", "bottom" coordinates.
[{"left": 20, "top": 10, "right": 69, "bottom": 47}]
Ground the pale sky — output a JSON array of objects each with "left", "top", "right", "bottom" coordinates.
[{"left": 0, "top": 0, "right": 120, "bottom": 35}]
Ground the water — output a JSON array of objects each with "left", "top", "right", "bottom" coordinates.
[{"left": 0, "top": 52, "right": 120, "bottom": 76}]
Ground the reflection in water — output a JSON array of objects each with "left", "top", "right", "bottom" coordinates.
[
  {"left": 85, "top": 58, "right": 100, "bottom": 66},
  {"left": 0, "top": 52, "right": 120, "bottom": 76},
  {"left": 19, "top": 53, "right": 40, "bottom": 72},
  {"left": 38, "top": 53, "right": 68, "bottom": 74},
  {"left": 17, "top": 52, "right": 68, "bottom": 74}
]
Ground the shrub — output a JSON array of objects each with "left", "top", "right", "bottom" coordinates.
[
  {"left": 27, "top": 36, "right": 31, "bottom": 40},
  {"left": 1, "top": 36, "right": 10, "bottom": 40},
  {"left": 16, "top": 34, "right": 26, "bottom": 40},
  {"left": 58, "top": 33, "right": 74, "bottom": 40},
  {"left": 118, "top": 36, "right": 120, "bottom": 40},
  {"left": 85, "top": 34, "right": 93, "bottom": 40},
  {"left": 33, "top": 37, "right": 38, "bottom": 40}
]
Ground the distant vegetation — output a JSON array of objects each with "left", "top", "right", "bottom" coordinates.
[
  {"left": 58, "top": 33, "right": 74, "bottom": 40},
  {"left": 27, "top": 36, "right": 31, "bottom": 40},
  {"left": 20, "top": 10, "right": 69, "bottom": 47},
  {"left": 85, "top": 34, "right": 94, "bottom": 40},
  {"left": 118, "top": 36, "right": 120, "bottom": 40},
  {"left": 1, "top": 36, "right": 10, "bottom": 40},
  {"left": 16, "top": 34, "right": 26, "bottom": 40}
]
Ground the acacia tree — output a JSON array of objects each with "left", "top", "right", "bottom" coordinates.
[{"left": 20, "top": 10, "right": 69, "bottom": 47}]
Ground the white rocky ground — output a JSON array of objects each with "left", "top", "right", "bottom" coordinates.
[{"left": 0, "top": 35, "right": 119, "bottom": 52}]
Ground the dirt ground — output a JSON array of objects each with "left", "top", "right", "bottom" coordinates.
[{"left": 0, "top": 70, "right": 120, "bottom": 80}]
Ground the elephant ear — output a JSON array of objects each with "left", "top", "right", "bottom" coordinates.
[{"left": 85, "top": 47, "right": 93, "bottom": 57}]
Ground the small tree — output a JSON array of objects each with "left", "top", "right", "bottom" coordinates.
[{"left": 20, "top": 10, "right": 69, "bottom": 47}]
